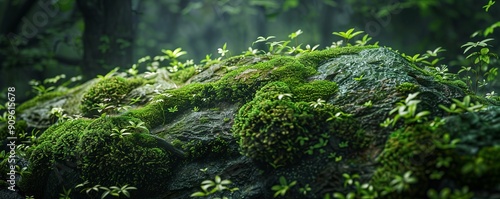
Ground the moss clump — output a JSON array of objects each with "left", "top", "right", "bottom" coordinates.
[
  {"left": 77, "top": 116, "right": 174, "bottom": 196},
  {"left": 17, "top": 91, "right": 65, "bottom": 113},
  {"left": 20, "top": 116, "right": 174, "bottom": 197},
  {"left": 81, "top": 76, "right": 144, "bottom": 117},
  {"left": 20, "top": 119, "right": 91, "bottom": 197},
  {"left": 293, "top": 80, "right": 338, "bottom": 102},
  {"left": 232, "top": 82, "right": 341, "bottom": 166},
  {"left": 396, "top": 82, "right": 420, "bottom": 94}
]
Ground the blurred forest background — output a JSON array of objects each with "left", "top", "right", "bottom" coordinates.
[{"left": 0, "top": 0, "right": 499, "bottom": 103}]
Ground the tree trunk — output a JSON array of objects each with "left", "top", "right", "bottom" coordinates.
[{"left": 76, "top": 0, "right": 134, "bottom": 79}]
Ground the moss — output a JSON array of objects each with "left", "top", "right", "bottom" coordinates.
[
  {"left": 370, "top": 124, "right": 446, "bottom": 198},
  {"left": 171, "top": 66, "right": 196, "bottom": 83},
  {"left": 19, "top": 141, "right": 55, "bottom": 197},
  {"left": 21, "top": 116, "right": 174, "bottom": 197},
  {"left": 396, "top": 82, "right": 420, "bottom": 94},
  {"left": 17, "top": 91, "right": 65, "bottom": 113},
  {"left": 292, "top": 80, "right": 338, "bottom": 102},
  {"left": 80, "top": 76, "right": 144, "bottom": 117},
  {"left": 125, "top": 82, "right": 217, "bottom": 127},
  {"left": 232, "top": 82, "right": 343, "bottom": 166},
  {"left": 297, "top": 45, "right": 376, "bottom": 67},
  {"left": 77, "top": 116, "right": 174, "bottom": 197},
  {"left": 181, "top": 136, "right": 234, "bottom": 160}
]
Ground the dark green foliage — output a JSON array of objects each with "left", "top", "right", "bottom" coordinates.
[{"left": 81, "top": 76, "right": 144, "bottom": 116}]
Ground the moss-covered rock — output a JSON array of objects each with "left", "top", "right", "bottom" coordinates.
[{"left": 16, "top": 46, "right": 500, "bottom": 199}]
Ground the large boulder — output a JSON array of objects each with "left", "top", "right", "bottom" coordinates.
[{"left": 8, "top": 46, "right": 500, "bottom": 198}]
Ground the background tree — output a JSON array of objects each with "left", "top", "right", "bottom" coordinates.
[{"left": 76, "top": 0, "right": 134, "bottom": 78}]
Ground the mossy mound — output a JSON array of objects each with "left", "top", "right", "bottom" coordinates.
[
  {"left": 77, "top": 116, "right": 175, "bottom": 197},
  {"left": 81, "top": 76, "right": 144, "bottom": 117},
  {"left": 19, "top": 116, "right": 175, "bottom": 198},
  {"left": 232, "top": 82, "right": 351, "bottom": 166}
]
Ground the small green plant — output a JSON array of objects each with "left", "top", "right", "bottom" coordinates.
[
  {"left": 332, "top": 28, "right": 364, "bottom": 46},
  {"left": 126, "top": 121, "right": 148, "bottom": 133},
  {"left": 127, "top": 64, "right": 139, "bottom": 77},
  {"left": 459, "top": 38, "right": 498, "bottom": 92},
  {"left": 363, "top": 100, "right": 373, "bottom": 108},
  {"left": 438, "top": 95, "right": 484, "bottom": 114},
  {"left": 353, "top": 74, "right": 364, "bottom": 81},
  {"left": 75, "top": 181, "right": 137, "bottom": 199},
  {"left": 97, "top": 67, "right": 119, "bottom": 79},
  {"left": 332, "top": 173, "right": 378, "bottom": 199},
  {"left": 110, "top": 128, "right": 131, "bottom": 139},
  {"left": 427, "top": 186, "right": 474, "bottom": 199},
  {"left": 271, "top": 176, "right": 297, "bottom": 198},
  {"left": 99, "top": 185, "right": 137, "bottom": 198},
  {"left": 59, "top": 187, "right": 71, "bottom": 199},
  {"left": 217, "top": 43, "right": 229, "bottom": 60},
  {"left": 381, "top": 92, "right": 430, "bottom": 127},
  {"left": 326, "top": 111, "right": 353, "bottom": 121},
  {"left": 193, "top": 106, "right": 200, "bottom": 112},
  {"left": 355, "top": 34, "right": 377, "bottom": 46},
  {"left": 328, "top": 152, "right": 337, "bottom": 160},
  {"left": 309, "top": 98, "right": 326, "bottom": 108},
  {"left": 299, "top": 184, "right": 311, "bottom": 195},
  {"left": 168, "top": 105, "right": 178, "bottom": 113},
  {"left": 338, "top": 141, "right": 349, "bottom": 148},
  {"left": 390, "top": 171, "right": 417, "bottom": 193},
  {"left": 190, "top": 175, "right": 239, "bottom": 198}
]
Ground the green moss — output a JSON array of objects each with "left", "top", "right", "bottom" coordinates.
[
  {"left": 232, "top": 82, "right": 342, "bottom": 166},
  {"left": 181, "top": 136, "right": 233, "bottom": 160},
  {"left": 21, "top": 116, "right": 174, "bottom": 197},
  {"left": 297, "top": 45, "right": 376, "bottom": 67},
  {"left": 396, "top": 82, "right": 420, "bottom": 94},
  {"left": 370, "top": 124, "right": 445, "bottom": 198},
  {"left": 17, "top": 91, "right": 65, "bottom": 113},
  {"left": 171, "top": 66, "right": 196, "bottom": 83},
  {"left": 19, "top": 141, "right": 55, "bottom": 197},
  {"left": 125, "top": 82, "right": 217, "bottom": 127},
  {"left": 292, "top": 80, "right": 338, "bottom": 102},
  {"left": 80, "top": 76, "right": 144, "bottom": 117},
  {"left": 77, "top": 116, "right": 174, "bottom": 196}
]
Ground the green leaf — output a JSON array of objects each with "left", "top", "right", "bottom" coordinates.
[{"left": 190, "top": 192, "right": 207, "bottom": 197}]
